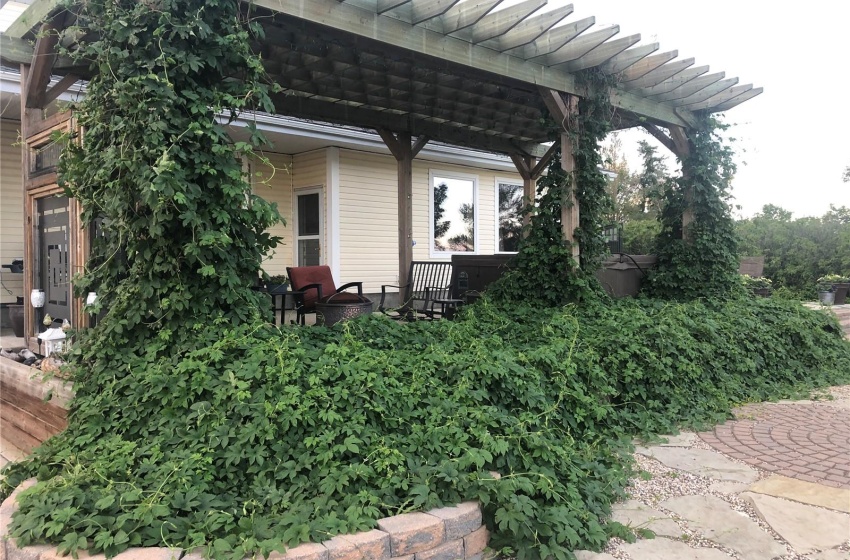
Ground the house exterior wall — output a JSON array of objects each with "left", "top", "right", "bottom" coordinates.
[
  {"left": 0, "top": 127, "right": 523, "bottom": 304},
  {"left": 337, "top": 148, "right": 522, "bottom": 294},
  {"left": 0, "top": 120, "right": 23, "bottom": 305},
  {"left": 338, "top": 150, "right": 399, "bottom": 293},
  {"left": 254, "top": 151, "right": 293, "bottom": 278}
]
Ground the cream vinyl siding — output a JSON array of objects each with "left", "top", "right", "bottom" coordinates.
[
  {"left": 0, "top": 121, "right": 23, "bottom": 305},
  {"left": 254, "top": 152, "right": 293, "bottom": 277},
  {"left": 339, "top": 150, "right": 398, "bottom": 293},
  {"left": 338, "top": 149, "right": 522, "bottom": 293},
  {"left": 292, "top": 150, "right": 328, "bottom": 267}
]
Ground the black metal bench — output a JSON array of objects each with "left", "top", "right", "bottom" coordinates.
[{"left": 379, "top": 261, "right": 453, "bottom": 320}]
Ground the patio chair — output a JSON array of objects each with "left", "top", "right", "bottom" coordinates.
[
  {"left": 286, "top": 265, "right": 364, "bottom": 325},
  {"left": 379, "top": 261, "right": 453, "bottom": 320}
]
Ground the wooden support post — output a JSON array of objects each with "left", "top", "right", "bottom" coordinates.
[
  {"left": 20, "top": 64, "right": 33, "bottom": 349},
  {"left": 509, "top": 143, "right": 558, "bottom": 232},
  {"left": 642, "top": 122, "right": 694, "bottom": 241},
  {"left": 539, "top": 88, "right": 581, "bottom": 262},
  {"left": 25, "top": 21, "right": 61, "bottom": 109},
  {"left": 377, "top": 129, "right": 429, "bottom": 289}
]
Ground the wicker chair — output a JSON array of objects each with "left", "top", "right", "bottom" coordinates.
[{"left": 286, "top": 265, "right": 365, "bottom": 325}]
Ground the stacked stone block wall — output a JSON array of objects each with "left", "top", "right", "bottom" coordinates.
[{"left": 1, "top": 479, "right": 489, "bottom": 560}]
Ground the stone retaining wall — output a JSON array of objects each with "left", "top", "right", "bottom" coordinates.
[{"left": 1, "top": 479, "right": 489, "bottom": 560}]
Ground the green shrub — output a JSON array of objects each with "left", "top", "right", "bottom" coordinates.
[{"left": 3, "top": 297, "right": 848, "bottom": 560}]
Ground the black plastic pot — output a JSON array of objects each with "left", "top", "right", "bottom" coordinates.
[
  {"left": 8, "top": 304, "right": 25, "bottom": 337},
  {"left": 833, "top": 283, "right": 849, "bottom": 305}
]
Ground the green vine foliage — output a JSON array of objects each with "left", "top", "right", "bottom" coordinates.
[
  {"left": 4, "top": 301, "right": 850, "bottom": 559},
  {"left": 60, "top": 0, "right": 282, "bottom": 337},
  {"left": 644, "top": 114, "right": 740, "bottom": 299},
  {"left": 489, "top": 70, "right": 613, "bottom": 306}
]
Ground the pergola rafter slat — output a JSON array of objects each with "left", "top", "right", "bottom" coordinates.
[
  {"left": 653, "top": 71, "right": 725, "bottom": 102},
  {"left": 559, "top": 32, "right": 641, "bottom": 72},
  {"left": 478, "top": 3, "right": 573, "bottom": 52},
  {"left": 464, "top": 0, "right": 547, "bottom": 43},
  {"left": 684, "top": 83, "right": 753, "bottom": 110},
  {"left": 639, "top": 65, "right": 709, "bottom": 96},
  {"left": 628, "top": 58, "right": 696, "bottom": 88},
  {"left": 507, "top": 15, "right": 595, "bottom": 59},
  {"left": 537, "top": 25, "right": 620, "bottom": 65},
  {"left": 670, "top": 77, "right": 739, "bottom": 107},
  {"left": 600, "top": 43, "right": 659, "bottom": 74}
]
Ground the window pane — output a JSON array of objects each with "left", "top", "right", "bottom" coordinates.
[
  {"left": 298, "top": 239, "right": 321, "bottom": 266},
  {"left": 498, "top": 183, "right": 523, "bottom": 252},
  {"left": 433, "top": 177, "right": 474, "bottom": 252},
  {"left": 298, "top": 193, "right": 320, "bottom": 236}
]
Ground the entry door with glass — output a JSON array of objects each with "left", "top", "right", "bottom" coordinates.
[{"left": 295, "top": 190, "right": 322, "bottom": 266}]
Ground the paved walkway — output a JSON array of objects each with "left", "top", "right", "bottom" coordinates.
[
  {"left": 699, "top": 401, "right": 850, "bottom": 488},
  {"left": 577, "top": 385, "right": 850, "bottom": 560}
]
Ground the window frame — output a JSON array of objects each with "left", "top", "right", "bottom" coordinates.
[
  {"left": 293, "top": 187, "right": 324, "bottom": 267},
  {"left": 428, "top": 169, "right": 479, "bottom": 259},
  {"left": 494, "top": 177, "right": 524, "bottom": 254}
]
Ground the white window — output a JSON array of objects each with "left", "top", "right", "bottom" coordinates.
[
  {"left": 495, "top": 179, "right": 524, "bottom": 253},
  {"left": 429, "top": 171, "right": 478, "bottom": 258},
  {"left": 295, "top": 189, "right": 323, "bottom": 266}
]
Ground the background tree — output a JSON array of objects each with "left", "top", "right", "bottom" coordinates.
[
  {"left": 601, "top": 135, "right": 636, "bottom": 224},
  {"left": 433, "top": 182, "right": 451, "bottom": 250},
  {"left": 497, "top": 183, "right": 523, "bottom": 252},
  {"left": 448, "top": 203, "right": 475, "bottom": 251},
  {"left": 736, "top": 204, "right": 850, "bottom": 296}
]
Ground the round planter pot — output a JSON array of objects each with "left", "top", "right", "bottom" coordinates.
[
  {"left": 8, "top": 304, "right": 25, "bottom": 337},
  {"left": 818, "top": 291, "right": 835, "bottom": 305},
  {"left": 833, "top": 282, "right": 849, "bottom": 305}
]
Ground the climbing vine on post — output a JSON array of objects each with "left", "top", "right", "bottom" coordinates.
[
  {"left": 61, "top": 0, "right": 282, "bottom": 342},
  {"left": 645, "top": 114, "right": 740, "bottom": 299},
  {"left": 490, "top": 70, "right": 614, "bottom": 305}
]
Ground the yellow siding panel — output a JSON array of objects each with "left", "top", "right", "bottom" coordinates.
[
  {"left": 0, "top": 121, "right": 24, "bottom": 305},
  {"left": 338, "top": 149, "right": 522, "bottom": 294},
  {"left": 253, "top": 152, "right": 293, "bottom": 277},
  {"left": 338, "top": 150, "right": 398, "bottom": 292}
]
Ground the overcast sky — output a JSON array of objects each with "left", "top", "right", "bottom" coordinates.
[{"left": 553, "top": 0, "right": 849, "bottom": 219}]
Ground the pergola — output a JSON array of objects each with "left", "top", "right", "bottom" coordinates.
[{"left": 2, "top": 0, "right": 761, "bottom": 292}]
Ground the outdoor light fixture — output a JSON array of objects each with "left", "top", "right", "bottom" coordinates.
[
  {"left": 30, "top": 289, "right": 45, "bottom": 308},
  {"left": 38, "top": 327, "right": 66, "bottom": 357},
  {"left": 86, "top": 292, "right": 97, "bottom": 305}
]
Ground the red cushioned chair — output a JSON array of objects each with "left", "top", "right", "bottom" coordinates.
[{"left": 286, "top": 265, "right": 364, "bottom": 325}]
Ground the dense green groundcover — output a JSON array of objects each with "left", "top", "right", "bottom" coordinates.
[{"left": 3, "top": 297, "right": 849, "bottom": 559}]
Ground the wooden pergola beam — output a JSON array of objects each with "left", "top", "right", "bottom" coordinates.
[
  {"left": 25, "top": 20, "right": 61, "bottom": 109},
  {"left": 269, "top": 92, "right": 548, "bottom": 156},
  {"left": 253, "top": 0, "right": 698, "bottom": 129}
]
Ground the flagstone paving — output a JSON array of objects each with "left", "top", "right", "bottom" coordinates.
[{"left": 574, "top": 385, "right": 850, "bottom": 560}]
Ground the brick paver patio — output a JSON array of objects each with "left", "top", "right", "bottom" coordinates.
[{"left": 698, "top": 402, "right": 850, "bottom": 488}]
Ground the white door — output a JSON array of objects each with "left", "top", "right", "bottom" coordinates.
[{"left": 295, "top": 190, "right": 322, "bottom": 266}]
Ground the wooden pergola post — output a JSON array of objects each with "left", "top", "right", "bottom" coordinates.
[
  {"left": 643, "top": 123, "right": 694, "bottom": 241},
  {"left": 509, "top": 143, "right": 559, "bottom": 231},
  {"left": 18, "top": 17, "right": 81, "bottom": 350},
  {"left": 376, "top": 129, "right": 429, "bottom": 288},
  {"left": 539, "top": 88, "right": 581, "bottom": 262}
]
